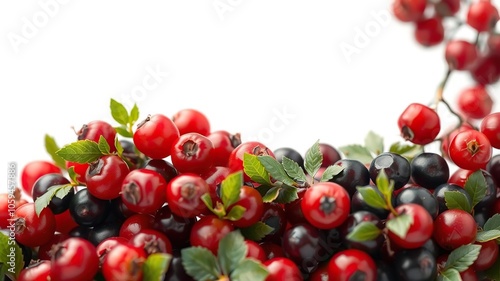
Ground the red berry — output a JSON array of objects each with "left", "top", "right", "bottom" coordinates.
[
  {"left": 165, "top": 173, "right": 210, "bottom": 218},
  {"left": 51, "top": 237, "right": 100, "bottom": 281},
  {"left": 445, "top": 40, "right": 478, "bottom": 70},
  {"left": 228, "top": 141, "right": 275, "bottom": 182},
  {"left": 189, "top": 215, "right": 234, "bottom": 255},
  {"left": 441, "top": 123, "right": 474, "bottom": 161},
  {"left": 228, "top": 185, "right": 265, "bottom": 228},
  {"left": 457, "top": 85, "right": 493, "bottom": 120},
  {"left": 327, "top": 249, "right": 377, "bottom": 281},
  {"left": 263, "top": 257, "right": 304, "bottom": 281},
  {"left": 133, "top": 114, "right": 180, "bottom": 159},
  {"left": 470, "top": 54, "right": 500, "bottom": 85},
  {"left": 76, "top": 120, "right": 117, "bottom": 152},
  {"left": 473, "top": 240, "right": 499, "bottom": 271},
  {"left": 301, "top": 182, "right": 350, "bottom": 229},
  {"left": 448, "top": 129, "right": 492, "bottom": 171},
  {"left": 414, "top": 17, "right": 445, "bottom": 47},
  {"left": 434, "top": 0, "right": 461, "bottom": 17},
  {"left": 207, "top": 130, "right": 242, "bottom": 167},
  {"left": 398, "top": 103, "right": 441, "bottom": 145},
  {"left": 101, "top": 243, "right": 147, "bottom": 281},
  {"left": 129, "top": 229, "right": 173, "bottom": 256},
  {"left": 170, "top": 132, "right": 215, "bottom": 174},
  {"left": 480, "top": 112, "right": 500, "bottom": 149},
  {"left": 119, "top": 213, "right": 155, "bottom": 240},
  {"left": 245, "top": 239, "right": 267, "bottom": 263},
  {"left": 21, "top": 160, "right": 61, "bottom": 196},
  {"left": 467, "top": 0, "right": 499, "bottom": 32},
  {"left": 433, "top": 209, "right": 477, "bottom": 250},
  {"left": 121, "top": 169, "right": 167, "bottom": 215},
  {"left": 86, "top": 155, "right": 130, "bottom": 200},
  {"left": 387, "top": 203, "right": 434, "bottom": 249},
  {"left": 392, "top": 0, "right": 427, "bottom": 22},
  {"left": 172, "top": 108, "right": 211, "bottom": 136},
  {"left": 14, "top": 203, "right": 56, "bottom": 248},
  {"left": 18, "top": 260, "right": 52, "bottom": 281},
  {"left": 65, "top": 161, "right": 89, "bottom": 184}
]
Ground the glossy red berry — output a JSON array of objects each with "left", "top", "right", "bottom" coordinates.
[
  {"left": 434, "top": 0, "right": 461, "bottom": 17},
  {"left": 133, "top": 114, "right": 180, "bottom": 159},
  {"left": 121, "top": 169, "right": 167, "bottom": 215},
  {"left": 433, "top": 209, "right": 477, "bottom": 250},
  {"left": 207, "top": 130, "right": 242, "bottom": 167},
  {"left": 398, "top": 103, "right": 441, "bottom": 145},
  {"left": 172, "top": 108, "right": 211, "bottom": 136},
  {"left": 14, "top": 203, "right": 56, "bottom": 248},
  {"left": 76, "top": 120, "right": 117, "bottom": 152},
  {"left": 392, "top": 0, "right": 427, "bottom": 22},
  {"left": 448, "top": 129, "right": 492, "bottom": 171},
  {"left": 119, "top": 213, "right": 156, "bottom": 240},
  {"left": 65, "top": 161, "right": 89, "bottom": 184},
  {"left": 102, "top": 243, "right": 147, "bottom": 281},
  {"left": 21, "top": 160, "right": 61, "bottom": 196},
  {"left": 327, "top": 249, "right": 377, "bottom": 281},
  {"left": 301, "top": 182, "right": 350, "bottom": 229},
  {"left": 467, "top": 0, "right": 499, "bottom": 32},
  {"left": 470, "top": 54, "right": 500, "bottom": 85},
  {"left": 170, "top": 132, "right": 215, "bottom": 174},
  {"left": 263, "top": 257, "right": 304, "bottom": 281},
  {"left": 228, "top": 185, "right": 264, "bottom": 228},
  {"left": 245, "top": 240, "right": 267, "bottom": 263},
  {"left": 189, "top": 215, "right": 234, "bottom": 255},
  {"left": 441, "top": 123, "right": 474, "bottom": 161},
  {"left": 480, "top": 112, "right": 500, "bottom": 149},
  {"left": 165, "top": 173, "right": 210, "bottom": 218},
  {"left": 18, "top": 260, "right": 51, "bottom": 281},
  {"left": 445, "top": 40, "right": 478, "bottom": 70},
  {"left": 86, "top": 155, "right": 130, "bottom": 200},
  {"left": 457, "top": 85, "right": 493, "bottom": 120},
  {"left": 387, "top": 203, "right": 434, "bottom": 249},
  {"left": 51, "top": 237, "right": 100, "bottom": 281},
  {"left": 414, "top": 17, "right": 445, "bottom": 47},
  {"left": 228, "top": 141, "right": 275, "bottom": 182},
  {"left": 129, "top": 229, "right": 173, "bottom": 256}
]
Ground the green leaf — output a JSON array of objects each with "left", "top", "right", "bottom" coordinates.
[
  {"left": 464, "top": 170, "right": 487, "bottom": 209},
  {"left": 281, "top": 156, "right": 307, "bottom": 183},
  {"left": 375, "top": 169, "right": 394, "bottom": 202},
  {"left": 243, "top": 153, "right": 271, "bottom": 186},
  {"left": 320, "top": 164, "right": 345, "bottom": 182},
  {"left": 221, "top": 171, "right": 243, "bottom": 209},
  {"left": 218, "top": 230, "right": 247, "bottom": 275},
  {"left": 484, "top": 255, "right": 500, "bottom": 280},
  {"left": 44, "top": 134, "right": 66, "bottom": 170},
  {"left": 273, "top": 185, "right": 299, "bottom": 204},
  {"left": 181, "top": 246, "right": 221, "bottom": 281},
  {"left": 356, "top": 186, "right": 387, "bottom": 210},
  {"left": 304, "top": 140, "right": 323, "bottom": 179},
  {"left": 54, "top": 184, "right": 73, "bottom": 199},
  {"left": 240, "top": 221, "right": 274, "bottom": 242},
  {"left": 386, "top": 213, "right": 414, "bottom": 239},
  {"left": 484, "top": 213, "right": 500, "bottom": 231},
  {"left": 201, "top": 193, "right": 214, "bottom": 211},
  {"left": 346, "top": 221, "right": 382, "bottom": 242},
  {"left": 115, "top": 126, "right": 133, "bottom": 138},
  {"left": 476, "top": 229, "right": 500, "bottom": 242},
  {"left": 56, "top": 140, "right": 104, "bottom": 164},
  {"left": 110, "top": 98, "right": 129, "bottom": 126},
  {"left": 364, "top": 131, "right": 384, "bottom": 156},
  {"left": 444, "top": 191, "right": 472, "bottom": 213},
  {"left": 438, "top": 268, "right": 461, "bottom": 281},
  {"left": 0, "top": 232, "right": 24, "bottom": 280},
  {"left": 129, "top": 103, "right": 140, "bottom": 124},
  {"left": 98, "top": 135, "right": 111, "bottom": 155},
  {"left": 67, "top": 166, "right": 80, "bottom": 185},
  {"left": 115, "top": 138, "right": 124, "bottom": 158},
  {"left": 444, "top": 244, "right": 481, "bottom": 272},
  {"left": 258, "top": 156, "right": 295, "bottom": 186},
  {"left": 230, "top": 259, "right": 269, "bottom": 281},
  {"left": 338, "top": 144, "right": 373, "bottom": 165},
  {"left": 262, "top": 186, "right": 280, "bottom": 203},
  {"left": 143, "top": 253, "right": 172, "bottom": 281},
  {"left": 226, "top": 205, "right": 246, "bottom": 221},
  {"left": 34, "top": 184, "right": 70, "bottom": 216},
  {"left": 388, "top": 142, "right": 424, "bottom": 162}
]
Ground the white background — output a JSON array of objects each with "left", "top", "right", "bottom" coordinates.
[{"left": 1, "top": 1, "right": 499, "bottom": 194}]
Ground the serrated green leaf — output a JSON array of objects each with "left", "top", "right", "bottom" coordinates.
[
  {"left": 226, "top": 205, "right": 246, "bottom": 221},
  {"left": 346, "top": 221, "right": 382, "bottom": 242},
  {"left": 444, "top": 244, "right": 481, "bottom": 272},
  {"left": 364, "top": 131, "right": 384, "bottom": 156},
  {"left": 240, "top": 221, "right": 274, "bottom": 242},
  {"left": 258, "top": 156, "right": 295, "bottom": 186},
  {"left": 54, "top": 184, "right": 73, "bottom": 199},
  {"left": 375, "top": 169, "right": 394, "bottom": 202},
  {"left": 388, "top": 142, "right": 424, "bottom": 162},
  {"left": 338, "top": 144, "right": 373, "bottom": 165},
  {"left": 201, "top": 193, "right": 214, "bottom": 210},
  {"left": 444, "top": 191, "right": 472, "bottom": 213},
  {"left": 44, "top": 134, "right": 66, "bottom": 170},
  {"left": 67, "top": 166, "right": 80, "bottom": 185},
  {"left": 230, "top": 259, "right": 269, "bottom": 281},
  {"left": 484, "top": 213, "right": 500, "bottom": 231},
  {"left": 218, "top": 230, "right": 247, "bottom": 276},
  {"left": 304, "top": 140, "right": 323, "bottom": 179},
  {"left": 0, "top": 232, "right": 24, "bottom": 279},
  {"left": 476, "top": 229, "right": 500, "bottom": 242},
  {"left": 243, "top": 153, "right": 271, "bottom": 186},
  {"left": 34, "top": 184, "right": 67, "bottom": 216},
  {"left": 438, "top": 268, "right": 461, "bottom": 281},
  {"left": 56, "top": 140, "right": 104, "bottom": 164},
  {"left": 129, "top": 103, "right": 139, "bottom": 124},
  {"left": 115, "top": 126, "right": 133, "bottom": 138},
  {"left": 181, "top": 247, "right": 221, "bottom": 281},
  {"left": 386, "top": 213, "right": 414, "bottom": 239},
  {"left": 143, "top": 253, "right": 172, "bottom": 281},
  {"left": 356, "top": 186, "right": 388, "bottom": 210},
  {"left": 110, "top": 98, "right": 129, "bottom": 126},
  {"left": 281, "top": 156, "right": 307, "bottom": 183},
  {"left": 98, "top": 135, "right": 111, "bottom": 155},
  {"left": 464, "top": 170, "right": 487, "bottom": 209},
  {"left": 221, "top": 172, "right": 243, "bottom": 209},
  {"left": 320, "top": 164, "right": 345, "bottom": 182},
  {"left": 273, "top": 184, "right": 299, "bottom": 204},
  {"left": 262, "top": 186, "right": 280, "bottom": 203}
]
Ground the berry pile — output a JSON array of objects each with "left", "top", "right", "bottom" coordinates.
[{"left": 1, "top": 1, "right": 500, "bottom": 281}]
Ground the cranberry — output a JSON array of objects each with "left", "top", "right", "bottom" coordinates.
[
  {"left": 387, "top": 203, "right": 434, "bottom": 249},
  {"left": 480, "top": 112, "right": 500, "bottom": 149},
  {"left": 467, "top": 0, "right": 499, "bottom": 32},
  {"left": 129, "top": 228, "right": 173, "bottom": 256},
  {"left": 21, "top": 160, "right": 62, "bottom": 196},
  {"left": 86, "top": 155, "right": 130, "bottom": 200},
  {"left": 121, "top": 169, "right": 167, "bottom": 215},
  {"left": 76, "top": 120, "right": 117, "bottom": 152},
  {"left": 165, "top": 173, "right": 209, "bottom": 218},
  {"left": 433, "top": 209, "right": 477, "bottom": 250},
  {"left": 328, "top": 249, "right": 377, "bottom": 281},
  {"left": 448, "top": 129, "right": 492, "bottom": 171},
  {"left": 133, "top": 114, "right": 180, "bottom": 159},
  {"left": 14, "top": 203, "right": 56, "bottom": 248},
  {"left": 119, "top": 213, "right": 155, "bottom": 240},
  {"left": 189, "top": 215, "right": 234, "bottom": 255},
  {"left": 398, "top": 103, "right": 441, "bottom": 145},
  {"left": 229, "top": 185, "right": 264, "bottom": 228},
  {"left": 414, "top": 17, "right": 445, "bottom": 47},
  {"left": 392, "top": 0, "right": 427, "bottom": 22},
  {"left": 264, "top": 257, "right": 304, "bottom": 281},
  {"left": 170, "top": 132, "right": 215, "bottom": 174},
  {"left": 228, "top": 141, "right": 275, "bottom": 182},
  {"left": 51, "top": 237, "right": 100, "bottom": 281},
  {"left": 172, "top": 108, "right": 211, "bottom": 136},
  {"left": 457, "top": 85, "right": 493, "bottom": 120},
  {"left": 445, "top": 40, "right": 478, "bottom": 70},
  {"left": 102, "top": 243, "right": 147, "bottom": 281},
  {"left": 301, "top": 182, "right": 350, "bottom": 229}
]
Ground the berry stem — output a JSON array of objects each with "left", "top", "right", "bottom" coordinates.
[{"left": 433, "top": 68, "right": 463, "bottom": 127}]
